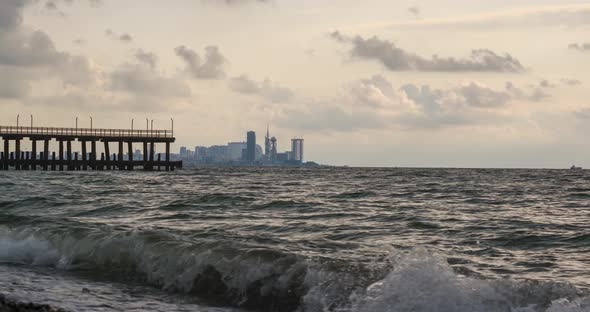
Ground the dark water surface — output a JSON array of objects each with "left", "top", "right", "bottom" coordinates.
[{"left": 1, "top": 168, "right": 590, "bottom": 311}]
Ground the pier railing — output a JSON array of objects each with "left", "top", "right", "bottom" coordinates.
[{"left": 0, "top": 126, "right": 173, "bottom": 139}]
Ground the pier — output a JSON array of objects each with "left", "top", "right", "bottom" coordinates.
[{"left": 0, "top": 126, "right": 182, "bottom": 171}]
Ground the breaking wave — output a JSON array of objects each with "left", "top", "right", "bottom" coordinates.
[{"left": 0, "top": 220, "right": 588, "bottom": 312}]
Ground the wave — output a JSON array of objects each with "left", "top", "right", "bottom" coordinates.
[{"left": 0, "top": 222, "right": 588, "bottom": 312}]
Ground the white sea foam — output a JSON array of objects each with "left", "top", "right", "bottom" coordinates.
[
  {"left": 341, "top": 248, "right": 588, "bottom": 312},
  {"left": 1, "top": 225, "right": 588, "bottom": 312}
]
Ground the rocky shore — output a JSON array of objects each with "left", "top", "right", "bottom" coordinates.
[{"left": 0, "top": 295, "right": 66, "bottom": 312}]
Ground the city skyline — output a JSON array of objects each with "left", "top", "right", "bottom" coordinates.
[
  {"left": 0, "top": 1, "right": 589, "bottom": 168},
  {"left": 177, "top": 127, "right": 308, "bottom": 166}
]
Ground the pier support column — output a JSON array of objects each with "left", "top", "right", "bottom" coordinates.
[
  {"left": 127, "top": 141, "right": 133, "bottom": 171},
  {"left": 81, "top": 141, "right": 87, "bottom": 170},
  {"left": 43, "top": 140, "right": 49, "bottom": 171},
  {"left": 58, "top": 141, "right": 64, "bottom": 171},
  {"left": 165, "top": 142, "right": 170, "bottom": 171},
  {"left": 67, "top": 141, "right": 73, "bottom": 171},
  {"left": 149, "top": 142, "right": 155, "bottom": 171},
  {"left": 24, "top": 152, "right": 30, "bottom": 170},
  {"left": 51, "top": 152, "right": 56, "bottom": 171},
  {"left": 91, "top": 141, "right": 97, "bottom": 170},
  {"left": 3, "top": 139, "right": 8, "bottom": 170},
  {"left": 143, "top": 142, "right": 148, "bottom": 170},
  {"left": 118, "top": 141, "right": 124, "bottom": 170},
  {"left": 31, "top": 140, "right": 37, "bottom": 171},
  {"left": 15, "top": 139, "right": 21, "bottom": 170},
  {"left": 104, "top": 141, "right": 110, "bottom": 170}
]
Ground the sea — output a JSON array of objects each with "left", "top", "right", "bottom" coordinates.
[{"left": 0, "top": 167, "right": 589, "bottom": 312}]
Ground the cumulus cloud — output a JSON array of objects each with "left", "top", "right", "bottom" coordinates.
[
  {"left": 109, "top": 63, "right": 191, "bottom": 98},
  {"left": 105, "top": 29, "right": 133, "bottom": 43},
  {"left": 331, "top": 32, "right": 524, "bottom": 73},
  {"left": 569, "top": 43, "right": 590, "bottom": 51},
  {"left": 228, "top": 75, "right": 293, "bottom": 103},
  {"left": 175, "top": 45, "right": 226, "bottom": 79},
  {"left": 135, "top": 49, "right": 157, "bottom": 69},
  {"left": 505, "top": 82, "right": 550, "bottom": 102},
  {"left": 0, "top": 0, "right": 29, "bottom": 31},
  {"left": 281, "top": 75, "right": 551, "bottom": 132},
  {"left": 0, "top": 1, "right": 98, "bottom": 99}
]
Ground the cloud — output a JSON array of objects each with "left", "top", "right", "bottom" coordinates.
[
  {"left": 105, "top": 29, "right": 133, "bottom": 43},
  {"left": 281, "top": 75, "right": 551, "bottom": 132},
  {"left": 505, "top": 82, "right": 550, "bottom": 102},
  {"left": 0, "top": 0, "right": 29, "bottom": 31},
  {"left": 0, "top": 67, "right": 31, "bottom": 99},
  {"left": 331, "top": 32, "right": 525, "bottom": 73},
  {"left": 569, "top": 43, "right": 590, "bottom": 51},
  {"left": 73, "top": 38, "right": 85, "bottom": 45},
  {"left": 408, "top": 6, "right": 420, "bottom": 18},
  {"left": 135, "top": 49, "right": 157, "bottom": 69},
  {"left": 561, "top": 78, "right": 582, "bottom": 86},
  {"left": 279, "top": 104, "right": 384, "bottom": 132},
  {"left": 109, "top": 63, "right": 191, "bottom": 98},
  {"left": 0, "top": 1, "right": 98, "bottom": 100},
  {"left": 175, "top": 45, "right": 226, "bottom": 79},
  {"left": 539, "top": 80, "right": 556, "bottom": 88},
  {"left": 45, "top": 1, "right": 58, "bottom": 10},
  {"left": 574, "top": 108, "right": 590, "bottom": 120},
  {"left": 228, "top": 75, "right": 293, "bottom": 103}
]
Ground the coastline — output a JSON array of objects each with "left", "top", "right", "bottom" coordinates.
[{"left": 0, "top": 294, "right": 66, "bottom": 312}]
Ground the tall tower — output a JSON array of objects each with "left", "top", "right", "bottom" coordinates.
[
  {"left": 270, "top": 137, "right": 277, "bottom": 162},
  {"left": 291, "top": 138, "right": 304, "bottom": 163},
  {"left": 246, "top": 131, "right": 256, "bottom": 162},
  {"left": 264, "top": 125, "right": 271, "bottom": 161}
]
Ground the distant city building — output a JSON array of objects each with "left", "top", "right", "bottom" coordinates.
[
  {"left": 276, "top": 152, "right": 289, "bottom": 162},
  {"left": 246, "top": 131, "right": 256, "bottom": 162},
  {"left": 179, "top": 127, "right": 309, "bottom": 166},
  {"left": 264, "top": 126, "right": 271, "bottom": 161},
  {"left": 270, "top": 137, "right": 277, "bottom": 162},
  {"left": 179, "top": 146, "right": 188, "bottom": 158},
  {"left": 291, "top": 139, "right": 304, "bottom": 163},
  {"left": 227, "top": 142, "right": 246, "bottom": 161},
  {"left": 255, "top": 144, "right": 263, "bottom": 161},
  {"left": 195, "top": 146, "right": 207, "bottom": 161},
  {"left": 133, "top": 149, "right": 142, "bottom": 160}
]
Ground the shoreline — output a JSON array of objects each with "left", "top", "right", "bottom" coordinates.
[{"left": 0, "top": 294, "right": 66, "bottom": 312}]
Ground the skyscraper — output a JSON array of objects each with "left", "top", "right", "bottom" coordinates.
[
  {"left": 291, "top": 138, "right": 304, "bottom": 163},
  {"left": 270, "top": 137, "right": 277, "bottom": 162},
  {"left": 246, "top": 131, "right": 256, "bottom": 162},
  {"left": 264, "top": 125, "right": 271, "bottom": 161}
]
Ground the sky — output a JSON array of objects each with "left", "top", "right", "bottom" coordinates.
[{"left": 0, "top": 0, "right": 589, "bottom": 168}]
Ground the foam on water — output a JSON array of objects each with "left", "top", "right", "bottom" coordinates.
[{"left": 1, "top": 225, "right": 588, "bottom": 312}]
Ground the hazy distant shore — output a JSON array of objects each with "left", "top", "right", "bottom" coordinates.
[{"left": 0, "top": 294, "right": 66, "bottom": 312}]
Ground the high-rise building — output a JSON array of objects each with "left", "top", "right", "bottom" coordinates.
[
  {"left": 270, "top": 137, "right": 277, "bottom": 162},
  {"left": 179, "top": 146, "right": 188, "bottom": 158},
  {"left": 228, "top": 142, "right": 247, "bottom": 161},
  {"left": 246, "top": 131, "right": 256, "bottom": 162},
  {"left": 291, "top": 138, "right": 304, "bottom": 163},
  {"left": 264, "top": 125, "right": 271, "bottom": 161}
]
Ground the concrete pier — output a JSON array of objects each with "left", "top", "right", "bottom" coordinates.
[{"left": 0, "top": 125, "right": 182, "bottom": 171}]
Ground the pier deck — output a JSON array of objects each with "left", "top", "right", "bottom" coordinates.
[{"left": 0, "top": 126, "right": 182, "bottom": 171}]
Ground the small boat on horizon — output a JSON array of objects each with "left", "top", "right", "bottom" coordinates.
[{"left": 570, "top": 165, "right": 583, "bottom": 170}]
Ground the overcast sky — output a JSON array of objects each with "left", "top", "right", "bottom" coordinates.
[{"left": 1, "top": 0, "right": 589, "bottom": 167}]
